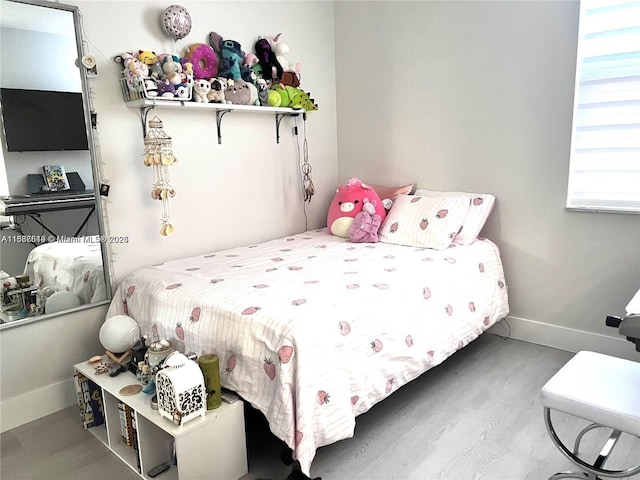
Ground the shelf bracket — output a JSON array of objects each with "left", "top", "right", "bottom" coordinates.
[
  {"left": 216, "top": 109, "right": 232, "bottom": 144},
  {"left": 140, "top": 105, "right": 154, "bottom": 137},
  {"left": 276, "top": 110, "right": 304, "bottom": 144},
  {"left": 275, "top": 113, "right": 287, "bottom": 144}
]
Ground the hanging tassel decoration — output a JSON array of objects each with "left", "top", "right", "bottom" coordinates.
[
  {"left": 143, "top": 115, "right": 177, "bottom": 235},
  {"left": 301, "top": 115, "right": 315, "bottom": 203}
]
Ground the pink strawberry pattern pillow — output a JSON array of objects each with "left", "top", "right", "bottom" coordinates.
[
  {"left": 413, "top": 189, "right": 496, "bottom": 245},
  {"left": 378, "top": 194, "right": 469, "bottom": 250}
]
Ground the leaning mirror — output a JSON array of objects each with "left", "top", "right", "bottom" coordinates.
[{"left": 0, "top": 0, "right": 111, "bottom": 327}]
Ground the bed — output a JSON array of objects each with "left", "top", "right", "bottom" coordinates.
[
  {"left": 107, "top": 209, "right": 509, "bottom": 476},
  {"left": 25, "top": 237, "right": 107, "bottom": 304}
]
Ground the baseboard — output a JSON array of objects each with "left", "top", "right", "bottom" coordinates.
[
  {"left": 0, "top": 378, "right": 76, "bottom": 433},
  {"left": 488, "top": 315, "right": 638, "bottom": 361}
]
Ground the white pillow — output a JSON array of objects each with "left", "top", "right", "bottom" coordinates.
[
  {"left": 378, "top": 194, "right": 469, "bottom": 250},
  {"left": 413, "top": 189, "right": 496, "bottom": 245}
]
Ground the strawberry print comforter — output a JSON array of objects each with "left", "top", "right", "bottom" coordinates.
[
  {"left": 107, "top": 229, "right": 509, "bottom": 476},
  {"left": 26, "top": 238, "right": 107, "bottom": 304}
]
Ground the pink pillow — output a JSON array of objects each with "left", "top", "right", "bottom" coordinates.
[
  {"left": 413, "top": 189, "right": 496, "bottom": 245},
  {"left": 368, "top": 183, "right": 415, "bottom": 205}
]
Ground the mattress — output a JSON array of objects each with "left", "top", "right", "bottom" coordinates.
[
  {"left": 107, "top": 229, "right": 509, "bottom": 475},
  {"left": 25, "top": 237, "right": 107, "bottom": 304}
]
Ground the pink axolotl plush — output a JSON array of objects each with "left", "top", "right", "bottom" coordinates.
[
  {"left": 327, "top": 178, "right": 386, "bottom": 237},
  {"left": 349, "top": 198, "right": 381, "bottom": 243}
]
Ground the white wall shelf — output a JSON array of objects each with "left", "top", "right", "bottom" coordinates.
[
  {"left": 125, "top": 99, "right": 306, "bottom": 144},
  {"left": 74, "top": 359, "right": 248, "bottom": 480}
]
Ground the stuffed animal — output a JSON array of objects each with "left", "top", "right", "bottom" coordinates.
[
  {"left": 193, "top": 78, "right": 211, "bottom": 103},
  {"left": 243, "top": 52, "right": 259, "bottom": 69},
  {"left": 288, "top": 88, "right": 317, "bottom": 110},
  {"left": 224, "top": 78, "right": 258, "bottom": 105},
  {"left": 327, "top": 178, "right": 386, "bottom": 237},
  {"left": 149, "top": 61, "right": 163, "bottom": 81},
  {"left": 250, "top": 63, "right": 264, "bottom": 82},
  {"left": 114, "top": 52, "right": 137, "bottom": 91},
  {"left": 207, "top": 77, "right": 228, "bottom": 103},
  {"left": 209, "top": 32, "right": 253, "bottom": 82},
  {"left": 348, "top": 198, "right": 381, "bottom": 243},
  {"left": 269, "top": 84, "right": 318, "bottom": 111},
  {"left": 184, "top": 43, "right": 219, "bottom": 79},
  {"left": 255, "top": 37, "right": 283, "bottom": 83},
  {"left": 175, "top": 83, "right": 190, "bottom": 99},
  {"left": 280, "top": 72, "right": 301, "bottom": 88},
  {"left": 143, "top": 78, "right": 158, "bottom": 97},
  {"left": 267, "top": 89, "right": 282, "bottom": 107},
  {"left": 267, "top": 33, "right": 301, "bottom": 75},
  {"left": 156, "top": 79, "right": 176, "bottom": 97},
  {"left": 179, "top": 60, "right": 193, "bottom": 84},
  {"left": 161, "top": 55, "right": 183, "bottom": 85},
  {"left": 128, "top": 57, "right": 149, "bottom": 78},
  {"left": 256, "top": 78, "right": 269, "bottom": 106},
  {"left": 115, "top": 52, "right": 148, "bottom": 93},
  {"left": 265, "top": 34, "right": 300, "bottom": 87},
  {"left": 137, "top": 50, "right": 157, "bottom": 66}
]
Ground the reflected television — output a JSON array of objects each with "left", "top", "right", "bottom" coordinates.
[{"left": 0, "top": 88, "right": 89, "bottom": 152}]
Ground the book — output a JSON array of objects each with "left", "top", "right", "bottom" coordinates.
[
  {"left": 125, "top": 404, "right": 135, "bottom": 447},
  {"left": 87, "top": 380, "right": 105, "bottom": 427},
  {"left": 117, "top": 400, "right": 129, "bottom": 444},
  {"left": 74, "top": 373, "right": 87, "bottom": 427},
  {"left": 42, "top": 165, "right": 70, "bottom": 191},
  {"left": 75, "top": 373, "right": 95, "bottom": 428}
]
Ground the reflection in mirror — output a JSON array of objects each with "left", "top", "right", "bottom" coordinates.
[{"left": 0, "top": 0, "right": 110, "bottom": 328}]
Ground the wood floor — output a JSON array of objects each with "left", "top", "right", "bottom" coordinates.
[{"left": 2, "top": 333, "right": 639, "bottom": 480}]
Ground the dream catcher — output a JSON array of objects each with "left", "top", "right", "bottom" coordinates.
[
  {"left": 143, "top": 115, "right": 177, "bottom": 236},
  {"left": 300, "top": 114, "right": 315, "bottom": 202}
]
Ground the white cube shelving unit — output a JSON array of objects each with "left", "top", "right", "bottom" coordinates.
[{"left": 74, "top": 359, "right": 248, "bottom": 480}]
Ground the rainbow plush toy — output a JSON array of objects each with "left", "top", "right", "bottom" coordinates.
[{"left": 327, "top": 178, "right": 386, "bottom": 237}]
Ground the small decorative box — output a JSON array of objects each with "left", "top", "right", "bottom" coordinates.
[{"left": 155, "top": 352, "right": 206, "bottom": 426}]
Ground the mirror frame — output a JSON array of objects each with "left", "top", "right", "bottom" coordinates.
[{"left": 0, "top": 0, "right": 111, "bottom": 330}]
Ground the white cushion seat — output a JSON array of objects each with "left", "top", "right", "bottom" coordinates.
[
  {"left": 541, "top": 351, "right": 640, "bottom": 437},
  {"left": 541, "top": 351, "right": 640, "bottom": 479}
]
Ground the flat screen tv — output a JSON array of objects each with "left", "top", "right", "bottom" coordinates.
[{"left": 0, "top": 88, "right": 89, "bottom": 152}]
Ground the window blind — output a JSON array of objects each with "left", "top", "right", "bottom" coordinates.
[{"left": 566, "top": 0, "right": 640, "bottom": 213}]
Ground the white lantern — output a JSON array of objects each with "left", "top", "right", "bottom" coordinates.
[{"left": 156, "top": 352, "right": 206, "bottom": 426}]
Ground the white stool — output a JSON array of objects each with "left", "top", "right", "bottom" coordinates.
[{"left": 541, "top": 351, "right": 640, "bottom": 479}]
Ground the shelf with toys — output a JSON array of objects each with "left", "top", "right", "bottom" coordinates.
[
  {"left": 117, "top": 29, "right": 317, "bottom": 145},
  {"left": 124, "top": 98, "right": 307, "bottom": 145}
]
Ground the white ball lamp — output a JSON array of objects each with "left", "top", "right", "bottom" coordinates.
[
  {"left": 99, "top": 314, "right": 141, "bottom": 363},
  {"left": 45, "top": 291, "right": 81, "bottom": 314}
]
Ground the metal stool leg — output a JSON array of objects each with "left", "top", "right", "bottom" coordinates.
[
  {"left": 544, "top": 407, "right": 640, "bottom": 479},
  {"left": 574, "top": 424, "right": 607, "bottom": 455},
  {"left": 549, "top": 472, "right": 590, "bottom": 480}
]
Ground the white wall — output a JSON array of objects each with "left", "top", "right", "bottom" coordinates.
[
  {"left": 0, "top": 302, "right": 108, "bottom": 432},
  {"left": 0, "top": 0, "right": 338, "bottom": 429},
  {"left": 334, "top": 1, "right": 640, "bottom": 355},
  {"left": 4, "top": 0, "right": 639, "bottom": 433},
  {"left": 72, "top": 0, "right": 338, "bottom": 287}
]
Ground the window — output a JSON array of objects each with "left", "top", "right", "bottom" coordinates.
[{"left": 566, "top": 0, "right": 640, "bottom": 213}]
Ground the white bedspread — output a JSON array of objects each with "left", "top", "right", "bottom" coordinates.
[
  {"left": 107, "top": 229, "right": 509, "bottom": 475},
  {"left": 25, "top": 238, "right": 107, "bottom": 304}
]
